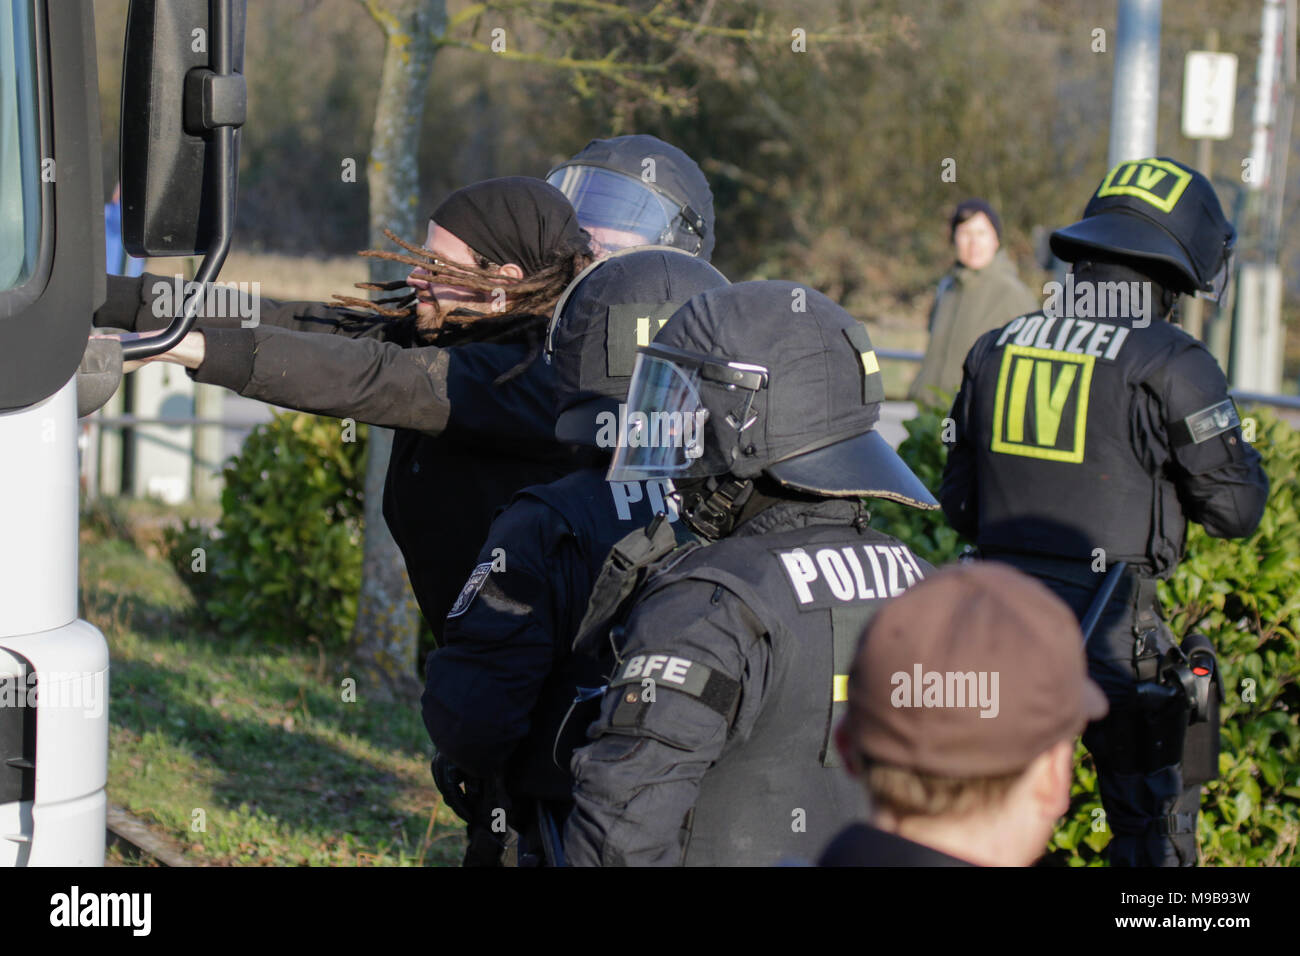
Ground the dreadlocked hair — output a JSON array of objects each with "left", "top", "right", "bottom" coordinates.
[
  {"left": 332, "top": 227, "right": 589, "bottom": 325},
  {"left": 330, "top": 228, "right": 592, "bottom": 384}
]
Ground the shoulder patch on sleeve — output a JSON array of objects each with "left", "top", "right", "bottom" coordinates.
[
  {"left": 609, "top": 651, "right": 741, "bottom": 719},
  {"left": 446, "top": 562, "right": 494, "bottom": 618},
  {"left": 1180, "top": 399, "right": 1240, "bottom": 445}
]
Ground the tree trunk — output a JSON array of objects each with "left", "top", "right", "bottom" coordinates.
[{"left": 348, "top": 0, "right": 445, "bottom": 703}]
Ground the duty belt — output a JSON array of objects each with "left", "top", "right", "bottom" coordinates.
[
  {"left": 979, "top": 550, "right": 1152, "bottom": 591},
  {"left": 980, "top": 550, "right": 1164, "bottom": 677}
]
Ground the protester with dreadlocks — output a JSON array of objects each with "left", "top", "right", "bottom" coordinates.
[{"left": 95, "top": 177, "right": 597, "bottom": 636}]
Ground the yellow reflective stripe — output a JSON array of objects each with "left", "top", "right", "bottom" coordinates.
[
  {"left": 636, "top": 316, "right": 653, "bottom": 346},
  {"left": 860, "top": 350, "right": 879, "bottom": 376},
  {"left": 833, "top": 674, "right": 849, "bottom": 703}
]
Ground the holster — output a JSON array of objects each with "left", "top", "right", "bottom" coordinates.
[{"left": 1178, "top": 632, "right": 1223, "bottom": 788}]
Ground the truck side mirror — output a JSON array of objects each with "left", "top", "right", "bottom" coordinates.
[
  {"left": 119, "top": 0, "right": 245, "bottom": 361},
  {"left": 120, "top": 0, "right": 245, "bottom": 257}
]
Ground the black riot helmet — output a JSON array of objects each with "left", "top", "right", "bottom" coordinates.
[
  {"left": 546, "top": 135, "right": 715, "bottom": 260},
  {"left": 545, "top": 246, "right": 729, "bottom": 447},
  {"left": 1050, "top": 157, "right": 1236, "bottom": 302},
  {"left": 606, "top": 281, "right": 939, "bottom": 510}
]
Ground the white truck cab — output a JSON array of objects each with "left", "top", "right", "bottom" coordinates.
[{"left": 0, "top": 0, "right": 243, "bottom": 866}]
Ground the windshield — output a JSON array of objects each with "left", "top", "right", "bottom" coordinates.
[{"left": 0, "top": 0, "right": 41, "bottom": 292}]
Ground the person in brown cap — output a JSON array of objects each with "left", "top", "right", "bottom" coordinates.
[{"left": 819, "top": 562, "right": 1107, "bottom": 866}]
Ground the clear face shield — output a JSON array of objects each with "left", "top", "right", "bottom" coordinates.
[
  {"left": 605, "top": 343, "right": 768, "bottom": 483},
  {"left": 1194, "top": 245, "right": 1234, "bottom": 303},
  {"left": 547, "top": 165, "right": 702, "bottom": 258}
]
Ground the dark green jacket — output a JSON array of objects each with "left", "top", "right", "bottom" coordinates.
[{"left": 908, "top": 248, "right": 1038, "bottom": 405}]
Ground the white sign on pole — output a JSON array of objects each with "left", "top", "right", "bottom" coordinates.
[{"left": 1182, "top": 51, "right": 1239, "bottom": 139}]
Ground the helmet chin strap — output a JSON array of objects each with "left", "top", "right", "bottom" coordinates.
[{"left": 675, "top": 475, "right": 755, "bottom": 540}]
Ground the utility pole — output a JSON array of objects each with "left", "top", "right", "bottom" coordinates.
[
  {"left": 1232, "top": 0, "right": 1292, "bottom": 393},
  {"left": 1109, "top": 0, "right": 1163, "bottom": 167}
]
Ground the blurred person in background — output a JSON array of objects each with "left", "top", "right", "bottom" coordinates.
[
  {"left": 105, "top": 181, "right": 144, "bottom": 278},
  {"left": 908, "top": 198, "right": 1037, "bottom": 405}
]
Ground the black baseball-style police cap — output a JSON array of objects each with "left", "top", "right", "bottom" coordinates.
[
  {"left": 613, "top": 281, "right": 938, "bottom": 508},
  {"left": 546, "top": 246, "right": 729, "bottom": 446},
  {"left": 1050, "top": 157, "right": 1235, "bottom": 301}
]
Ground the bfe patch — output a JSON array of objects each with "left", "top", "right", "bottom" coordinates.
[{"left": 447, "top": 562, "right": 493, "bottom": 618}]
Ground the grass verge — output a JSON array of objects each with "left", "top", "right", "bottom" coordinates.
[{"left": 80, "top": 498, "right": 466, "bottom": 866}]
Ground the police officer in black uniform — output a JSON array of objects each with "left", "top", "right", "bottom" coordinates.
[
  {"left": 421, "top": 247, "right": 729, "bottom": 865},
  {"left": 940, "top": 157, "right": 1270, "bottom": 866},
  {"left": 563, "top": 281, "right": 939, "bottom": 866}
]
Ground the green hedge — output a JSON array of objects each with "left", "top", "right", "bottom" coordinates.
[
  {"left": 873, "top": 400, "right": 1300, "bottom": 866},
  {"left": 165, "top": 412, "right": 368, "bottom": 647}
]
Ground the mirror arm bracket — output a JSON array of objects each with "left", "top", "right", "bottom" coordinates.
[{"left": 183, "top": 69, "right": 246, "bottom": 135}]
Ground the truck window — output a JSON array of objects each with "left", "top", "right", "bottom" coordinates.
[{"left": 0, "top": 0, "right": 40, "bottom": 292}]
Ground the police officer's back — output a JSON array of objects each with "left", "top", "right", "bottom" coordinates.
[
  {"left": 421, "top": 248, "right": 729, "bottom": 864},
  {"left": 564, "top": 281, "right": 939, "bottom": 866},
  {"left": 940, "top": 158, "right": 1269, "bottom": 866}
]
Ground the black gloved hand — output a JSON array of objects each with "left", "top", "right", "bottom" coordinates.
[
  {"left": 430, "top": 755, "right": 510, "bottom": 867},
  {"left": 431, "top": 754, "right": 477, "bottom": 824}
]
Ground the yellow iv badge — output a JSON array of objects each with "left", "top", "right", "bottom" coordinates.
[{"left": 990, "top": 346, "right": 1095, "bottom": 463}]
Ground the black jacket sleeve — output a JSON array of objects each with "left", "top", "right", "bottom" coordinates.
[
  {"left": 94, "top": 271, "right": 415, "bottom": 343},
  {"left": 421, "top": 496, "right": 580, "bottom": 779},
  {"left": 563, "top": 581, "right": 771, "bottom": 867},
  {"left": 1154, "top": 343, "right": 1269, "bottom": 539}
]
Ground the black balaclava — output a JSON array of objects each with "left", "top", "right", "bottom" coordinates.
[
  {"left": 430, "top": 176, "right": 590, "bottom": 272},
  {"left": 1071, "top": 257, "right": 1179, "bottom": 322}
]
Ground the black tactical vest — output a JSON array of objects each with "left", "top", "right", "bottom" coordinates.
[
  {"left": 964, "top": 311, "right": 1209, "bottom": 575},
  {"left": 505, "top": 467, "right": 685, "bottom": 803},
  {"left": 627, "top": 517, "right": 931, "bottom": 866}
]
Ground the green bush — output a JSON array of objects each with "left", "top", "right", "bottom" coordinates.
[
  {"left": 878, "top": 400, "right": 1300, "bottom": 866},
  {"left": 164, "top": 412, "right": 368, "bottom": 647},
  {"left": 868, "top": 394, "right": 969, "bottom": 566}
]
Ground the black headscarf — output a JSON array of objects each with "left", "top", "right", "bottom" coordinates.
[{"left": 431, "top": 176, "right": 590, "bottom": 273}]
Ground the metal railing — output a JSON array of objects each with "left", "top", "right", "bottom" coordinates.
[{"left": 90, "top": 416, "right": 268, "bottom": 429}]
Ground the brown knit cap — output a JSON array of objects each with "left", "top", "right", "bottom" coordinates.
[{"left": 843, "top": 562, "right": 1107, "bottom": 777}]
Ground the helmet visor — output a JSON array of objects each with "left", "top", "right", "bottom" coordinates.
[
  {"left": 606, "top": 346, "right": 767, "bottom": 482},
  {"left": 1194, "top": 248, "right": 1233, "bottom": 303},
  {"left": 547, "top": 165, "right": 698, "bottom": 256}
]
